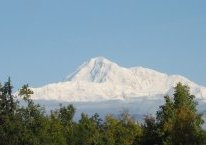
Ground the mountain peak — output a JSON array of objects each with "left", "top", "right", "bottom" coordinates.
[
  {"left": 32, "top": 56, "right": 206, "bottom": 102},
  {"left": 89, "top": 56, "right": 112, "bottom": 63},
  {"left": 66, "top": 57, "right": 119, "bottom": 83}
]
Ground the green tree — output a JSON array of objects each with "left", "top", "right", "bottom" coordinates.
[
  {"left": 103, "top": 112, "right": 142, "bottom": 145},
  {"left": 0, "top": 78, "right": 17, "bottom": 117},
  {"left": 156, "top": 83, "right": 205, "bottom": 145},
  {"left": 45, "top": 112, "right": 67, "bottom": 145},
  {"left": 0, "top": 78, "right": 21, "bottom": 145},
  {"left": 141, "top": 115, "right": 161, "bottom": 145},
  {"left": 58, "top": 104, "right": 76, "bottom": 145},
  {"left": 58, "top": 104, "right": 75, "bottom": 126},
  {"left": 76, "top": 113, "right": 102, "bottom": 145},
  {"left": 18, "top": 84, "right": 50, "bottom": 145}
]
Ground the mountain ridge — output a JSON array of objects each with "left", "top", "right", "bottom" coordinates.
[{"left": 31, "top": 57, "right": 206, "bottom": 102}]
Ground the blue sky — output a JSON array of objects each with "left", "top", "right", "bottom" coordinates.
[{"left": 0, "top": 0, "right": 206, "bottom": 89}]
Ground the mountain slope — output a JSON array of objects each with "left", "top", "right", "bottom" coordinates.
[{"left": 31, "top": 57, "right": 206, "bottom": 102}]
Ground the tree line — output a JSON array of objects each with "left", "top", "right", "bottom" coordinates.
[{"left": 0, "top": 78, "right": 206, "bottom": 145}]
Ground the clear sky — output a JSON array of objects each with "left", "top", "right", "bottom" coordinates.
[{"left": 0, "top": 0, "right": 206, "bottom": 89}]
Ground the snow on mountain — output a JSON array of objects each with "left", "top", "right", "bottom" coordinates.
[{"left": 31, "top": 57, "right": 206, "bottom": 102}]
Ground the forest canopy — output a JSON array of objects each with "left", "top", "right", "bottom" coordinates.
[{"left": 0, "top": 79, "right": 206, "bottom": 145}]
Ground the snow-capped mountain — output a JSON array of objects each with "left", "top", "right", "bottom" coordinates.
[{"left": 31, "top": 57, "right": 206, "bottom": 102}]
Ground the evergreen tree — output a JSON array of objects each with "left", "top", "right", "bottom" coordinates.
[
  {"left": 0, "top": 78, "right": 20, "bottom": 145},
  {"left": 0, "top": 78, "right": 16, "bottom": 116}
]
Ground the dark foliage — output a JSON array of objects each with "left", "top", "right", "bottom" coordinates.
[{"left": 0, "top": 79, "right": 206, "bottom": 145}]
